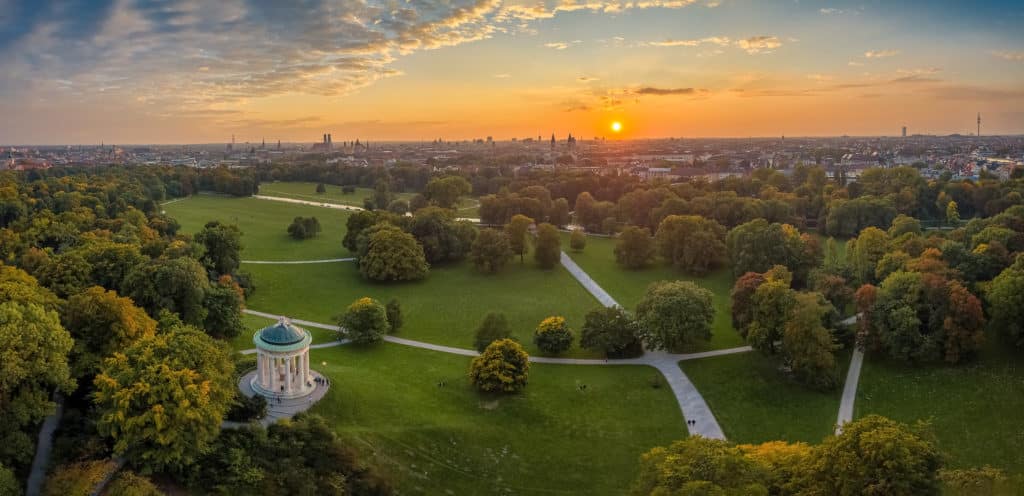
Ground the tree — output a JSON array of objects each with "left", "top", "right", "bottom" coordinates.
[
  {"left": 783, "top": 293, "right": 839, "bottom": 390},
  {"left": 987, "top": 258, "right": 1024, "bottom": 347},
  {"left": 632, "top": 437, "right": 770, "bottom": 495},
  {"left": 0, "top": 463, "right": 17, "bottom": 496},
  {"left": 727, "top": 219, "right": 816, "bottom": 286},
  {"left": 615, "top": 226, "right": 655, "bottom": 270},
  {"left": 195, "top": 220, "right": 243, "bottom": 276},
  {"left": 0, "top": 302, "right": 75, "bottom": 467},
  {"left": 342, "top": 210, "right": 381, "bottom": 252},
  {"left": 203, "top": 275, "right": 245, "bottom": 339},
  {"left": 579, "top": 306, "right": 641, "bottom": 357},
  {"left": 124, "top": 256, "right": 210, "bottom": 326},
  {"left": 340, "top": 297, "right": 389, "bottom": 344},
  {"left": 387, "top": 199, "right": 409, "bottom": 215},
  {"left": 373, "top": 179, "right": 393, "bottom": 211},
  {"left": 425, "top": 176, "right": 472, "bottom": 209},
  {"left": 41, "top": 460, "right": 118, "bottom": 496},
  {"left": 550, "top": 198, "right": 570, "bottom": 227},
  {"left": 93, "top": 324, "right": 234, "bottom": 473},
  {"left": 574, "top": 191, "right": 598, "bottom": 229},
  {"left": 469, "top": 228, "right": 512, "bottom": 274},
  {"left": 947, "top": 200, "right": 961, "bottom": 226},
  {"left": 315, "top": 182, "right": 326, "bottom": 193},
  {"left": 808, "top": 415, "right": 943, "bottom": 496},
  {"left": 655, "top": 215, "right": 727, "bottom": 275},
  {"left": 533, "top": 316, "right": 573, "bottom": 355},
  {"left": 386, "top": 298, "right": 403, "bottom": 333},
  {"left": 62, "top": 286, "right": 157, "bottom": 379},
  {"left": 534, "top": 222, "right": 561, "bottom": 269},
  {"left": 357, "top": 223, "right": 429, "bottom": 282},
  {"left": 731, "top": 271, "right": 767, "bottom": 333},
  {"left": 287, "top": 216, "right": 321, "bottom": 240},
  {"left": 889, "top": 214, "right": 922, "bottom": 237},
  {"left": 943, "top": 281, "right": 985, "bottom": 363},
  {"left": 569, "top": 229, "right": 586, "bottom": 252},
  {"left": 408, "top": 207, "right": 476, "bottom": 264},
  {"left": 469, "top": 339, "right": 529, "bottom": 393},
  {"left": 636, "top": 281, "right": 714, "bottom": 351},
  {"left": 505, "top": 214, "right": 533, "bottom": 263},
  {"left": 473, "top": 312, "right": 512, "bottom": 352},
  {"left": 105, "top": 471, "right": 162, "bottom": 496},
  {"left": 747, "top": 277, "right": 797, "bottom": 354},
  {"left": 848, "top": 226, "right": 890, "bottom": 284}
]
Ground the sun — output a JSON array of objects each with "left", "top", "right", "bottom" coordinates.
[{"left": 611, "top": 121, "right": 623, "bottom": 133}]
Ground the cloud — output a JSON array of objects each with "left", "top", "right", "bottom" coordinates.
[
  {"left": 736, "top": 36, "right": 782, "bottom": 54},
  {"left": 991, "top": 50, "right": 1024, "bottom": 62},
  {"left": 645, "top": 36, "right": 730, "bottom": 47},
  {"left": 634, "top": 87, "right": 706, "bottom": 95},
  {"left": 544, "top": 40, "right": 581, "bottom": 50},
  {"left": 864, "top": 49, "right": 899, "bottom": 58},
  {"left": 819, "top": 8, "right": 843, "bottom": 15},
  {"left": 493, "top": 73, "right": 512, "bottom": 78},
  {"left": 807, "top": 74, "right": 834, "bottom": 82},
  {"left": 577, "top": 76, "right": 600, "bottom": 83},
  {"left": 848, "top": 61, "right": 864, "bottom": 67}
]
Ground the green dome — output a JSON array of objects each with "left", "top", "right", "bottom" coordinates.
[{"left": 258, "top": 319, "right": 307, "bottom": 346}]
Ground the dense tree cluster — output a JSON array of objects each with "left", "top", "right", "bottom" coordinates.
[
  {"left": 579, "top": 306, "right": 642, "bottom": 358},
  {"left": 633, "top": 415, "right": 943, "bottom": 496},
  {"left": 286, "top": 216, "right": 321, "bottom": 239},
  {"left": 636, "top": 281, "right": 714, "bottom": 352}
]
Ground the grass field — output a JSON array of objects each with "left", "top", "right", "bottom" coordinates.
[
  {"left": 855, "top": 339, "right": 1024, "bottom": 473},
  {"left": 163, "top": 195, "right": 352, "bottom": 261},
  {"left": 561, "top": 233, "right": 745, "bottom": 351},
  {"left": 309, "top": 343, "right": 685, "bottom": 495},
  {"left": 257, "top": 181, "right": 416, "bottom": 208},
  {"left": 244, "top": 259, "right": 604, "bottom": 357},
  {"left": 681, "top": 350, "right": 850, "bottom": 444}
]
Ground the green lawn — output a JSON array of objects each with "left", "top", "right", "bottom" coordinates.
[
  {"left": 681, "top": 351, "right": 850, "bottom": 444},
  {"left": 309, "top": 343, "right": 684, "bottom": 495},
  {"left": 562, "top": 233, "right": 745, "bottom": 351},
  {"left": 856, "top": 339, "right": 1024, "bottom": 473},
  {"left": 164, "top": 194, "right": 352, "bottom": 261},
  {"left": 244, "top": 259, "right": 603, "bottom": 357},
  {"left": 257, "top": 181, "right": 416, "bottom": 208}
]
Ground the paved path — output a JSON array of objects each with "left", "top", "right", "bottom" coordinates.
[
  {"left": 253, "top": 194, "right": 481, "bottom": 223},
  {"left": 241, "top": 251, "right": 745, "bottom": 439},
  {"left": 835, "top": 313, "right": 863, "bottom": 433},
  {"left": 223, "top": 370, "right": 332, "bottom": 428},
  {"left": 242, "top": 257, "right": 355, "bottom": 265},
  {"left": 25, "top": 394, "right": 64, "bottom": 496}
]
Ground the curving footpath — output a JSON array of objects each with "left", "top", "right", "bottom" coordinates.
[
  {"left": 242, "top": 258, "right": 355, "bottom": 265},
  {"left": 253, "top": 194, "right": 481, "bottom": 223},
  {"left": 25, "top": 394, "right": 63, "bottom": 496},
  {"left": 239, "top": 252, "right": 753, "bottom": 440}
]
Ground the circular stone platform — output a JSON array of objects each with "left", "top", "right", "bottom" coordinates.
[{"left": 236, "top": 369, "right": 331, "bottom": 426}]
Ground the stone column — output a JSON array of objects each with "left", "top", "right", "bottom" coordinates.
[
  {"left": 286, "top": 354, "right": 294, "bottom": 393},
  {"left": 303, "top": 351, "right": 310, "bottom": 385},
  {"left": 269, "top": 355, "right": 278, "bottom": 392}
]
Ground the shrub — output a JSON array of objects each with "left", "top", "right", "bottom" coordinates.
[
  {"left": 226, "top": 393, "right": 267, "bottom": 422},
  {"left": 569, "top": 229, "right": 586, "bottom": 252},
  {"left": 533, "top": 316, "right": 573, "bottom": 355},
  {"left": 385, "top": 298, "right": 403, "bottom": 333},
  {"left": 473, "top": 312, "right": 512, "bottom": 352},
  {"left": 287, "top": 216, "right": 321, "bottom": 240},
  {"left": 339, "top": 297, "right": 389, "bottom": 344},
  {"left": 469, "top": 339, "right": 529, "bottom": 393}
]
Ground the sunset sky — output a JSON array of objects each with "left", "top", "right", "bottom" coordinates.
[{"left": 2, "top": 0, "right": 1023, "bottom": 144}]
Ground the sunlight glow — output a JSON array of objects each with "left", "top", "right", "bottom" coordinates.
[{"left": 611, "top": 121, "right": 622, "bottom": 133}]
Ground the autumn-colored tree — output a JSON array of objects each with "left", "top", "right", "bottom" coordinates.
[
  {"left": 94, "top": 324, "right": 234, "bottom": 472},
  {"left": 533, "top": 316, "right": 573, "bottom": 355},
  {"left": 747, "top": 277, "right": 797, "bottom": 355},
  {"left": 946, "top": 200, "right": 961, "bottom": 226},
  {"left": 854, "top": 283, "right": 879, "bottom": 351},
  {"left": 730, "top": 271, "right": 766, "bottom": 335},
  {"left": 41, "top": 459, "right": 119, "bottom": 496},
  {"left": 339, "top": 297, "right": 389, "bottom": 344},
  {"left": 848, "top": 226, "right": 891, "bottom": 284},
  {"left": 942, "top": 281, "right": 985, "bottom": 363},
  {"left": 62, "top": 286, "right": 157, "bottom": 379},
  {"left": 0, "top": 301, "right": 75, "bottom": 467},
  {"left": 808, "top": 415, "right": 944, "bottom": 495},
  {"left": 636, "top": 280, "right": 714, "bottom": 352},
  {"left": 504, "top": 214, "right": 533, "bottom": 263},
  {"left": 534, "top": 222, "right": 561, "bottom": 269},
  {"left": 469, "top": 339, "right": 529, "bottom": 393},
  {"left": 632, "top": 437, "right": 770, "bottom": 495}
]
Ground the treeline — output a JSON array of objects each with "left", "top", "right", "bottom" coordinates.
[{"left": 0, "top": 167, "right": 388, "bottom": 495}]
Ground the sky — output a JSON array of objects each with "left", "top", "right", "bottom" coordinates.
[{"left": 1, "top": 0, "right": 1023, "bottom": 144}]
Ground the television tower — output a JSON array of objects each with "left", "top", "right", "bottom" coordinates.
[{"left": 977, "top": 113, "right": 981, "bottom": 137}]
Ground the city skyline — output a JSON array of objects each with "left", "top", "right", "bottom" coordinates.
[{"left": 1, "top": 0, "right": 1023, "bottom": 144}]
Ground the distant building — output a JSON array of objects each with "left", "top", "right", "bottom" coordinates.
[{"left": 902, "top": 126, "right": 907, "bottom": 137}]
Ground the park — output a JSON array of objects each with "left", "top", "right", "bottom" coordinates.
[{"left": 159, "top": 185, "right": 1024, "bottom": 493}]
